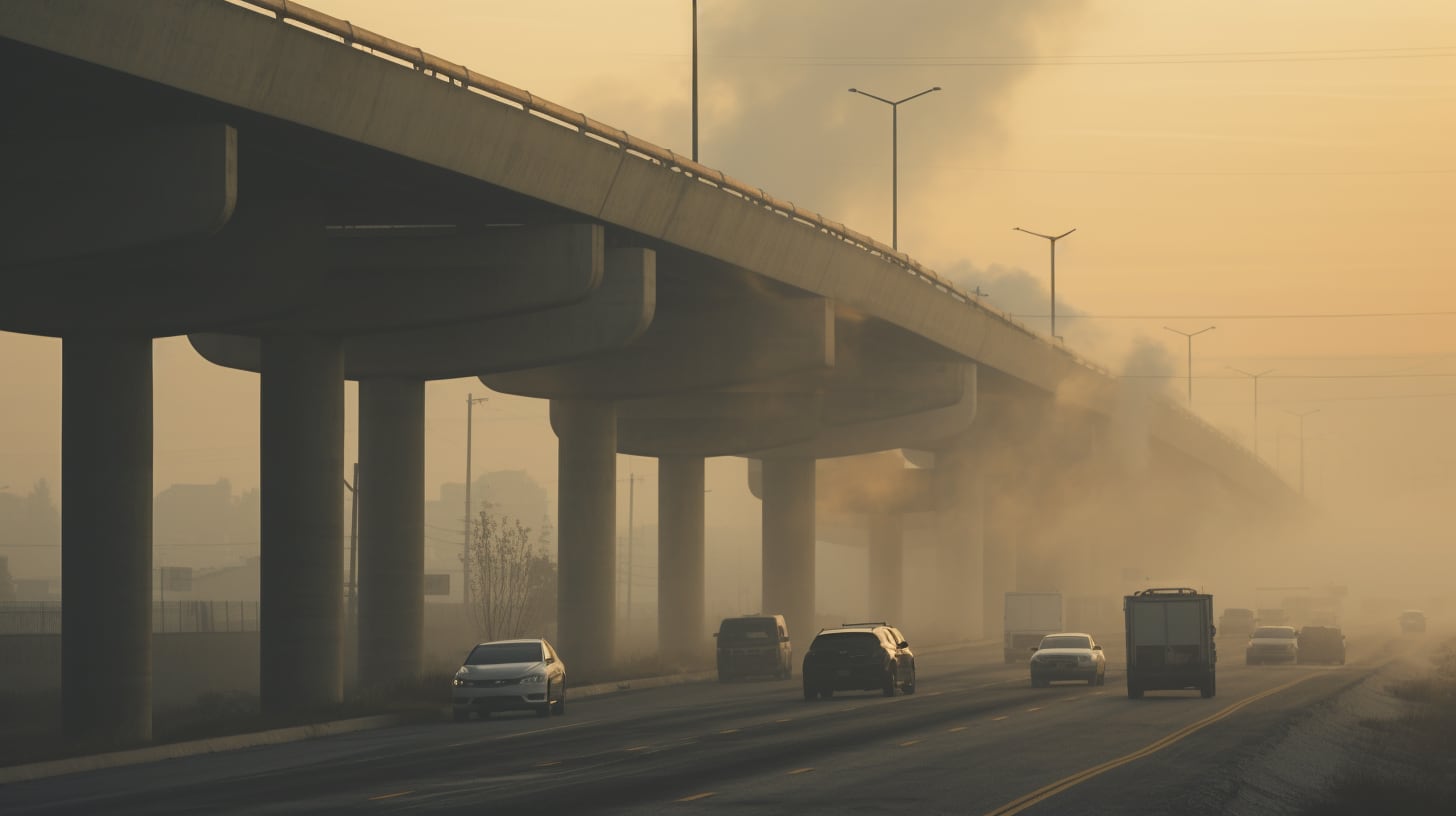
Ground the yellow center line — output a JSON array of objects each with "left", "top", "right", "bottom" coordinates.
[
  {"left": 991, "top": 715, "right": 1009, "bottom": 721},
  {"left": 982, "top": 672, "right": 1327, "bottom": 816},
  {"left": 787, "top": 767, "right": 815, "bottom": 775},
  {"left": 899, "top": 739, "right": 921, "bottom": 747},
  {"left": 368, "top": 791, "right": 413, "bottom": 801},
  {"left": 677, "top": 792, "right": 716, "bottom": 803},
  {"left": 947, "top": 725, "right": 968, "bottom": 733}
]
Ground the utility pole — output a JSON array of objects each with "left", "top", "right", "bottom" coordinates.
[
  {"left": 1163, "top": 325, "right": 1217, "bottom": 405},
  {"left": 625, "top": 472, "right": 636, "bottom": 633},
  {"left": 1013, "top": 227, "right": 1076, "bottom": 338},
  {"left": 1285, "top": 409, "right": 1320, "bottom": 495},
  {"left": 1228, "top": 367, "right": 1274, "bottom": 457},
  {"left": 464, "top": 393, "right": 489, "bottom": 609},
  {"left": 345, "top": 462, "right": 359, "bottom": 644}
]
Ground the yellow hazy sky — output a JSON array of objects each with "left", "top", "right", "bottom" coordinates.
[{"left": 2, "top": 0, "right": 1454, "bottom": 512}]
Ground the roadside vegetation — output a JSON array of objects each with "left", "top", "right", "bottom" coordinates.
[{"left": 1302, "top": 638, "right": 1456, "bottom": 815}]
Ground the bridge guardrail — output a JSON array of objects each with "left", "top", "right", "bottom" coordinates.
[{"left": 228, "top": 0, "right": 1275, "bottom": 482}]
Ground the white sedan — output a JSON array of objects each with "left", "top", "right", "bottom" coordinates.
[
  {"left": 1029, "top": 632, "right": 1107, "bottom": 687},
  {"left": 452, "top": 638, "right": 566, "bottom": 721}
]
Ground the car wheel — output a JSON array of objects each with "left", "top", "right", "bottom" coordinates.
[
  {"left": 803, "top": 682, "right": 818, "bottom": 701},
  {"left": 552, "top": 681, "right": 566, "bottom": 715},
  {"left": 903, "top": 671, "right": 917, "bottom": 695},
  {"left": 882, "top": 668, "right": 898, "bottom": 697},
  {"left": 821, "top": 687, "right": 834, "bottom": 699},
  {"left": 1087, "top": 675, "right": 1098, "bottom": 687},
  {"left": 452, "top": 709, "right": 469, "bottom": 723},
  {"left": 1097, "top": 671, "right": 1106, "bottom": 687},
  {"left": 1201, "top": 674, "right": 1216, "bottom": 699},
  {"left": 1127, "top": 682, "right": 1143, "bottom": 700}
]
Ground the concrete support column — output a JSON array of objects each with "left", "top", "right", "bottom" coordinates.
[
  {"left": 981, "top": 487, "right": 1017, "bottom": 640},
  {"left": 867, "top": 513, "right": 904, "bottom": 623},
  {"left": 934, "top": 447, "right": 984, "bottom": 642},
  {"left": 551, "top": 399, "right": 617, "bottom": 677},
  {"left": 260, "top": 335, "right": 345, "bottom": 713},
  {"left": 761, "top": 457, "right": 816, "bottom": 640},
  {"left": 62, "top": 334, "right": 152, "bottom": 743},
  {"left": 357, "top": 378, "right": 425, "bottom": 689},
  {"left": 658, "top": 455, "right": 706, "bottom": 666}
]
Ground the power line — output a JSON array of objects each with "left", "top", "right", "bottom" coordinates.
[{"left": 1012, "top": 310, "right": 1456, "bottom": 320}]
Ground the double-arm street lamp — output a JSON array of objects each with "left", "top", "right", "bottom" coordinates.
[
  {"left": 848, "top": 85, "right": 941, "bottom": 250},
  {"left": 1013, "top": 226, "right": 1076, "bottom": 338},
  {"left": 1163, "top": 325, "right": 1217, "bottom": 405},
  {"left": 1228, "top": 366, "right": 1275, "bottom": 457}
]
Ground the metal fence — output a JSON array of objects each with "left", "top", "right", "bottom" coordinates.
[{"left": 0, "top": 601, "right": 260, "bottom": 634}]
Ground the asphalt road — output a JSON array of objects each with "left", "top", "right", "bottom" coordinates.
[{"left": 0, "top": 632, "right": 1410, "bottom": 815}]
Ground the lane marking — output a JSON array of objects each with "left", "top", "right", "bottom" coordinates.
[
  {"left": 787, "top": 767, "right": 815, "bottom": 775},
  {"left": 718, "top": 729, "right": 739, "bottom": 735},
  {"left": 991, "top": 715, "right": 1009, "bottom": 721},
  {"left": 775, "top": 718, "right": 793, "bottom": 723},
  {"left": 1025, "top": 707, "right": 1043, "bottom": 712},
  {"left": 677, "top": 792, "right": 716, "bottom": 803},
  {"left": 624, "top": 745, "right": 649, "bottom": 752},
  {"left": 368, "top": 791, "right": 413, "bottom": 801},
  {"left": 924, "top": 691, "right": 944, "bottom": 697},
  {"left": 982, "top": 672, "right": 1323, "bottom": 816},
  {"left": 948, "top": 726, "right": 968, "bottom": 733},
  {"left": 899, "top": 739, "right": 921, "bottom": 747},
  {"left": 535, "top": 760, "right": 562, "bottom": 767}
]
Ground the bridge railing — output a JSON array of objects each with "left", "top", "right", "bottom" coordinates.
[{"left": 228, "top": 0, "right": 1273, "bottom": 481}]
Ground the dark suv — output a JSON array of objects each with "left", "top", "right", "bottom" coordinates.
[
  {"left": 801, "top": 623, "right": 916, "bottom": 700},
  {"left": 1297, "top": 625, "right": 1346, "bottom": 664}
]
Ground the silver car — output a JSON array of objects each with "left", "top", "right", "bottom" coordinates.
[
  {"left": 452, "top": 638, "right": 566, "bottom": 721},
  {"left": 1246, "top": 625, "right": 1298, "bottom": 665},
  {"left": 1029, "top": 632, "right": 1106, "bottom": 687}
]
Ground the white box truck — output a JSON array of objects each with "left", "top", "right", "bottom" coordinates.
[
  {"left": 1124, "top": 587, "right": 1216, "bottom": 699},
  {"left": 1004, "top": 592, "right": 1063, "bottom": 663}
]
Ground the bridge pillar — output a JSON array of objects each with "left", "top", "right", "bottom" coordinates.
[
  {"left": 260, "top": 335, "right": 345, "bottom": 713},
  {"left": 981, "top": 485, "right": 1017, "bottom": 640},
  {"left": 61, "top": 334, "right": 152, "bottom": 744},
  {"left": 933, "top": 447, "right": 984, "bottom": 641},
  {"left": 761, "top": 458, "right": 816, "bottom": 640},
  {"left": 357, "top": 378, "right": 425, "bottom": 690},
  {"left": 867, "top": 513, "right": 904, "bottom": 623},
  {"left": 658, "top": 455, "right": 706, "bottom": 666},
  {"left": 551, "top": 399, "right": 617, "bottom": 677}
]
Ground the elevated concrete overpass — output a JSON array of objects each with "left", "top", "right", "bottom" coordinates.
[{"left": 0, "top": 0, "right": 1293, "bottom": 745}]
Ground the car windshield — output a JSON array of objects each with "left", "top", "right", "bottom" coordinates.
[
  {"left": 811, "top": 632, "right": 881, "bottom": 650},
  {"left": 464, "top": 643, "right": 542, "bottom": 665},
  {"left": 1252, "top": 627, "right": 1295, "bottom": 638},
  {"left": 720, "top": 619, "right": 776, "bottom": 640},
  {"left": 1040, "top": 635, "right": 1091, "bottom": 650}
]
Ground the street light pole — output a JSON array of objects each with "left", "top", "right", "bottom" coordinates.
[
  {"left": 1163, "top": 325, "right": 1217, "bottom": 405},
  {"left": 463, "top": 393, "right": 489, "bottom": 609},
  {"left": 848, "top": 86, "right": 941, "bottom": 250},
  {"left": 1228, "top": 367, "right": 1275, "bottom": 457},
  {"left": 691, "top": 0, "right": 698, "bottom": 162},
  {"left": 1285, "top": 408, "right": 1320, "bottom": 495},
  {"left": 1013, "top": 227, "right": 1076, "bottom": 338}
]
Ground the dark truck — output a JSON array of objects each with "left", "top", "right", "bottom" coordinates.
[
  {"left": 1125, "top": 587, "right": 1217, "bottom": 699},
  {"left": 714, "top": 614, "right": 792, "bottom": 681}
]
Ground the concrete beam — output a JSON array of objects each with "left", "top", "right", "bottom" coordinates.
[
  {"left": 189, "top": 246, "right": 653, "bottom": 380},
  {"left": 617, "top": 391, "right": 821, "bottom": 458},
  {"left": 1, "top": 124, "right": 236, "bottom": 268},
  {"left": 484, "top": 296, "right": 833, "bottom": 400},
  {"left": 747, "top": 452, "right": 934, "bottom": 516},
  {"left": 748, "top": 364, "right": 977, "bottom": 460}
]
